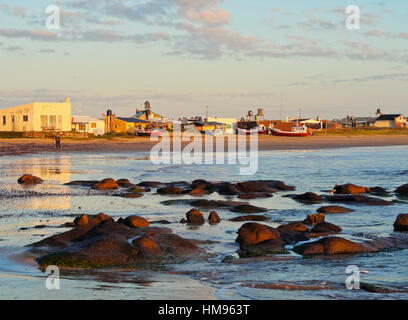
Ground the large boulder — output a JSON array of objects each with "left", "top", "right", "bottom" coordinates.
[
  {"left": 395, "top": 184, "right": 408, "bottom": 197},
  {"left": 18, "top": 174, "right": 43, "bottom": 185},
  {"left": 217, "top": 183, "right": 241, "bottom": 196},
  {"left": 31, "top": 222, "right": 207, "bottom": 269},
  {"left": 92, "top": 178, "right": 119, "bottom": 190},
  {"left": 191, "top": 179, "right": 214, "bottom": 190},
  {"left": 236, "top": 181, "right": 278, "bottom": 193},
  {"left": 294, "top": 237, "right": 374, "bottom": 256},
  {"left": 230, "top": 204, "right": 267, "bottom": 214},
  {"left": 73, "top": 213, "right": 113, "bottom": 227},
  {"left": 310, "top": 222, "right": 342, "bottom": 233},
  {"left": 186, "top": 209, "right": 205, "bottom": 225},
  {"left": 157, "top": 186, "right": 186, "bottom": 195},
  {"left": 334, "top": 184, "right": 369, "bottom": 194},
  {"left": 123, "top": 216, "right": 150, "bottom": 228},
  {"left": 229, "top": 215, "right": 269, "bottom": 222},
  {"left": 236, "top": 223, "right": 280, "bottom": 246},
  {"left": 326, "top": 194, "right": 393, "bottom": 206},
  {"left": 116, "top": 179, "right": 135, "bottom": 188},
  {"left": 238, "top": 192, "right": 273, "bottom": 200},
  {"left": 317, "top": 206, "right": 353, "bottom": 214},
  {"left": 394, "top": 214, "right": 408, "bottom": 231},
  {"left": 293, "top": 192, "right": 323, "bottom": 204},
  {"left": 277, "top": 222, "right": 307, "bottom": 232}
]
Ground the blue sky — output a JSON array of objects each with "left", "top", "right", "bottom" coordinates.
[{"left": 0, "top": 0, "right": 407, "bottom": 120}]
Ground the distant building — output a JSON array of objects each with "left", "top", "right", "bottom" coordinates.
[
  {"left": 374, "top": 114, "right": 407, "bottom": 128},
  {"left": 72, "top": 115, "right": 105, "bottom": 136},
  {"left": 105, "top": 116, "right": 150, "bottom": 133},
  {"left": 205, "top": 117, "right": 237, "bottom": 134},
  {"left": 0, "top": 98, "right": 72, "bottom": 132}
]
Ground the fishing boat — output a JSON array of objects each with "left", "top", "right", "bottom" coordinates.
[{"left": 272, "top": 125, "right": 312, "bottom": 137}]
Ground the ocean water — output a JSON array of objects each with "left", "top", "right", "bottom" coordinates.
[{"left": 0, "top": 146, "right": 408, "bottom": 300}]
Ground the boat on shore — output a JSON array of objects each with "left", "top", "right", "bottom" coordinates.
[{"left": 272, "top": 125, "right": 312, "bottom": 137}]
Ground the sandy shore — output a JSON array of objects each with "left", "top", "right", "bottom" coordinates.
[{"left": 0, "top": 135, "right": 407, "bottom": 156}]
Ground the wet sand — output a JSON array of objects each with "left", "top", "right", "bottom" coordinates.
[{"left": 0, "top": 135, "right": 408, "bottom": 156}]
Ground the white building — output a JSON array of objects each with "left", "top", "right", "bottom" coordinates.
[
  {"left": 374, "top": 114, "right": 407, "bottom": 128},
  {"left": 0, "top": 98, "right": 72, "bottom": 132},
  {"left": 205, "top": 117, "right": 237, "bottom": 134},
  {"left": 72, "top": 115, "right": 105, "bottom": 136}
]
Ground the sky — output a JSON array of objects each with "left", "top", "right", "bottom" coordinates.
[{"left": 0, "top": 0, "right": 407, "bottom": 120}]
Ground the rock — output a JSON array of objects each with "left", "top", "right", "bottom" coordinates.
[
  {"left": 253, "top": 180, "right": 295, "bottom": 191},
  {"left": 93, "top": 213, "right": 113, "bottom": 224},
  {"left": 31, "top": 222, "right": 207, "bottom": 269},
  {"left": 317, "top": 206, "right": 353, "bottom": 214},
  {"left": 137, "top": 181, "right": 166, "bottom": 188},
  {"left": 236, "top": 181, "right": 278, "bottom": 193},
  {"left": 293, "top": 192, "right": 323, "bottom": 204},
  {"left": 326, "top": 195, "right": 393, "bottom": 206},
  {"left": 120, "top": 192, "right": 144, "bottom": 198},
  {"left": 123, "top": 216, "right": 150, "bottom": 228},
  {"left": 230, "top": 204, "right": 267, "bottom": 214},
  {"left": 92, "top": 178, "right": 119, "bottom": 190},
  {"left": 150, "top": 220, "right": 172, "bottom": 225},
  {"left": 394, "top": 214, "right": 408, "bottom": 231},
  {"left": 189, "top": 188, "right": 210, "bottom": 196},
  {"left": 334, "top": 184, "right": 369, "bottom": 194},
  {"left": 395, "top": 184, "right": 408, "bottom": 197},
  {"left": 128, "top": 186, "right": 150, "bottom": 193},
  {"left": 238, "top": 238, "right": 286, "bottom": 258},
  {"left": 229, "top": 215, "right": 269, "bottom": 222},
  {"left": 17, "top": 174, "right": 43, "bottom": 185},
  {"left": 238, "top": 192, "right": 273, "bottom": 200},
  {"left": 304, "top": 213, "right": 325, "bottom": 225},
  {"left": 217, "top": 183, "right": 241, "bottom": 195},
  {"left": 74, "top": 214, "right": 89, "bottom": 227},
  {"left": 64, "top": 180, "right": 99, "bottom": 187},
  {"left": 186, "top": 209, "right": 205, "bottom": 225},
  {"left": 157, "top": 186, "right": 186, "bottom": 195},
  {"left": 310, "top": 222, "right": 342, "bottom": 233},
  {"left": 180, "top": 218, "right": 187, "bottom": 224},
  {"left": 132, "top": 236, "right": 160, "bottom": 257},
  {"left": 294, "top": 237, "right": 374, "bottom": 256},
  {"left": 191, "top": 179, "right": 214, "bottom": 190},
  {"left": 161, "top": 199, "right": 249, "bottom": 209},
  {"left": 208, "top": 211, "right": 221, "bottom": 223},
  {"left": 278, "top": 222, "right": 307, "bottom": 232},
  {"left": 369, "top": 186, "right": 389, "bottom": 197},
  {"left": 236, "top": 223, "right": 280, "bottom": 246},
  {"left": 116, "top": 179, "right": 135, "bottom": 188}
]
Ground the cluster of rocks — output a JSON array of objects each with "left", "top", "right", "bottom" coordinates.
[{"left": 30, "top": 213, "right": 209, "bottom": 269}]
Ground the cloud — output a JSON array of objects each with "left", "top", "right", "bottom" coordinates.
[
  {"left": 0, "top": 4, "right": 26, "bottom": 17},
  {"left": 174, "top": 0, "right": 230, "bottom": 25},
  {"left": 37, "top": 49, "right": 56, "bottom": 54},
  {"left": 0, "top": 29, "right": 57, "bottom": 41}
]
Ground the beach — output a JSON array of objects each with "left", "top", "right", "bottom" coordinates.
[{"left": 1, "top": 135, "right": 408, "bottom": 156}]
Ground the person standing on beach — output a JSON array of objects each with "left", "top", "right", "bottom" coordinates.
[{"left": 55, "top": 133, "right": 62, "bottom": 151}]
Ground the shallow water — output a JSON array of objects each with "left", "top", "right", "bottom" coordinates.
[{"left": 0, "top": 146, "right": 408, "bottom": 300}]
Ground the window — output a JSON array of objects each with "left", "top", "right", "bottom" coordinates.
[
  {"left": 49, "top": 115, "right": 57, "bottom": 129},
  {"left": 40, "top": 115, "right": 48, "bottom": 128},
  {"left": 2, "top": 116, "right": 5, "bottom": 125},
  {"left": 79, "top": 124, "right": 86, "bottom": 131},
  {"left": 23, "top": 115, "right": 28, "bottom": 122},
  {"left": 58, "top": 115, "right": 62, "bottom": 130},
  {"left": 91, "top": 123, "right": 96, "bottom": 128}
]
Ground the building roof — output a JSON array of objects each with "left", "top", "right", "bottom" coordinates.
[
  {"left": 376, "top": 114, "right": 403, "bottom": 121},
  {"left": 116, "top": 117, "right": 150, "bottom": 123},
  {"left": 131, "top": 110, "right": 164, "bottom": 119},
  {"left": 72, "top": 115, "right": 103, "bottom": 123}
]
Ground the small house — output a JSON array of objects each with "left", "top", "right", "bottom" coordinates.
[{"left": 374, "top": 114, "right": 407, "bottom": 128}]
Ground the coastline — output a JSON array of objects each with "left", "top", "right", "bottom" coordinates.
[{"left": 0, "top": 135, "right": 408, "bottom": 156}]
